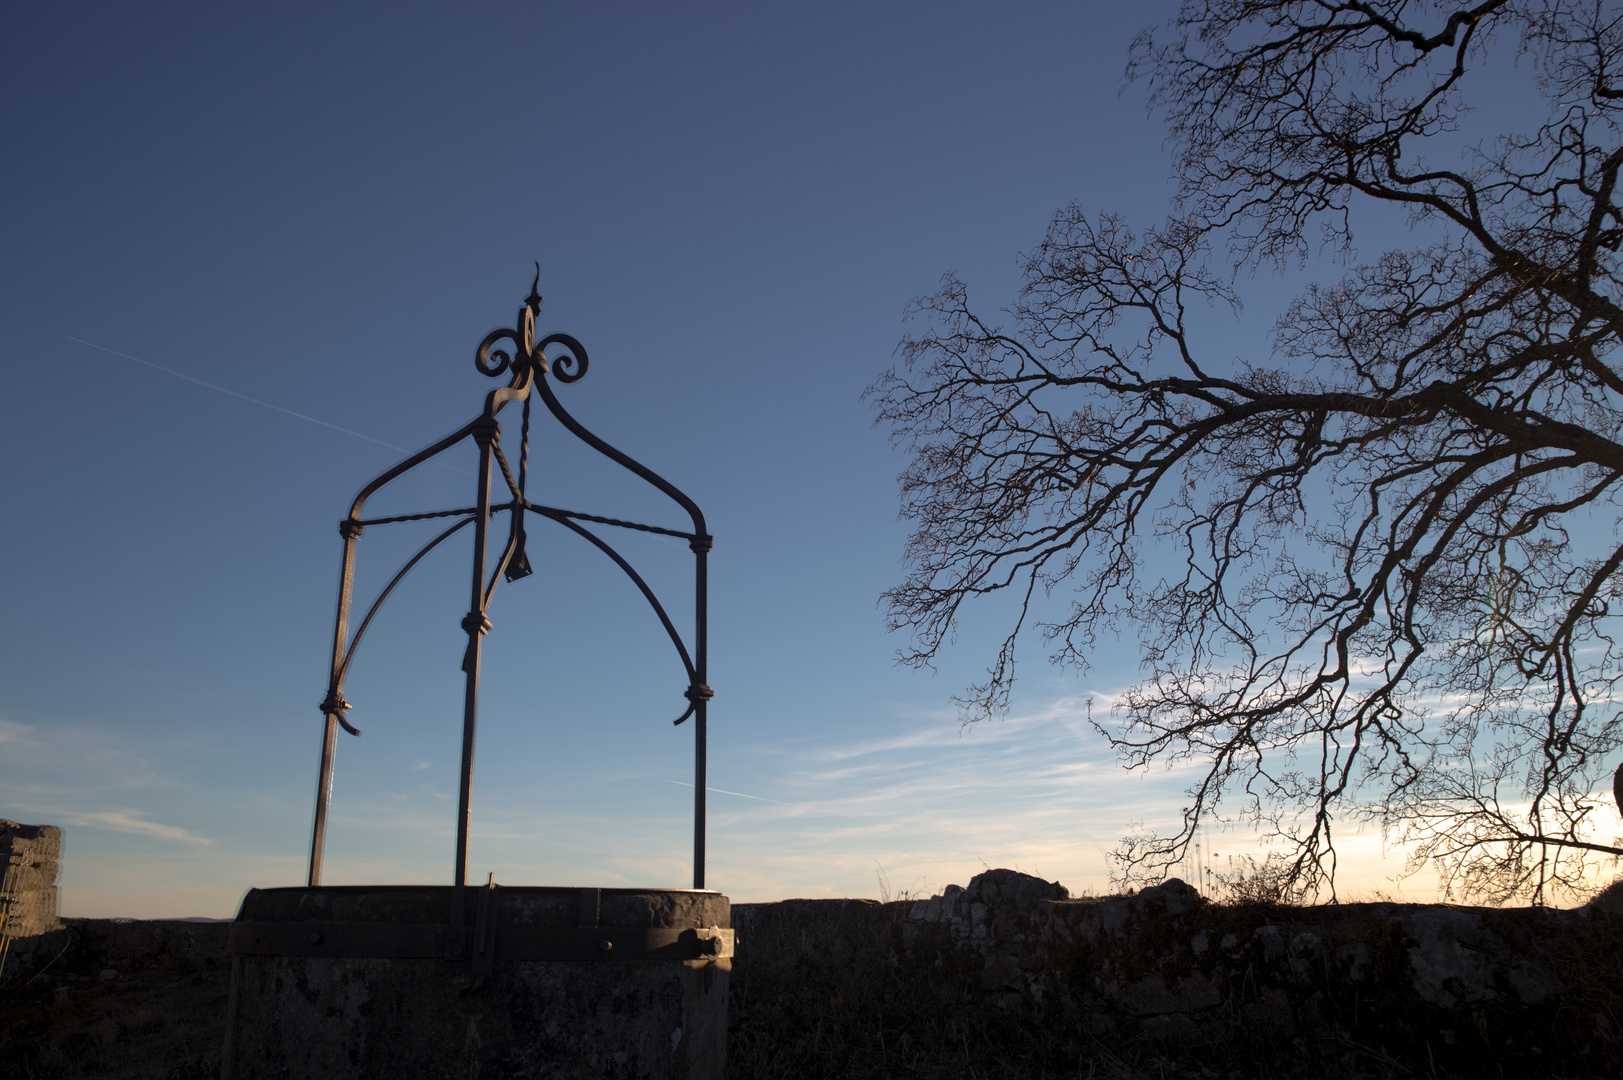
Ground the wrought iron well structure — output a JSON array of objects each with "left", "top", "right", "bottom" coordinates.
[
  {"left": 221, "top": 273, "right": 729, "bottom": 1080},
  {"left": 307, "top": 267, "right": 713, "bottom": 894}
]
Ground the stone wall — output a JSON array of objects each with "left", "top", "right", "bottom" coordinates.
[
  {"left": 734, "top": 868, "right": 1623, "bottom": 1077},
  {"left": 1, "top": 820, "right": 63, "bottom": 940},
  {"left": 901, "top": 869, "right": 1584, "bottom": 1025},
  {"left": 3, "top": 869, "right": 1621, "bottom": 1077}
]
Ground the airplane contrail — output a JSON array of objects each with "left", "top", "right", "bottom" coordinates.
[
  {"left": 66, "top": 335, "right": 413, "bottom": 453},
  {"left": 662, "top": 779, "right": 792, "bottom": 806}
]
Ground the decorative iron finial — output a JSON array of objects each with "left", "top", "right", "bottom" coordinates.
[
  {"left": 526, "top": 262, "right": 543, "bottom": 315},
  {"left": 475, "top": 265, "right": 552, "bottom": 381}
]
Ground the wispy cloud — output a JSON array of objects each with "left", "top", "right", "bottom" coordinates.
[
  {"left": 0, "top": 719, "right": 42, "bottom": 747},
  {"left": 65, "top": 809, "right": 211, "bottom": 845},
  {"left": 672, "top": 690, "right": 1178, "bottom": 899},
  {"left": 0, "top": 714, "right": 221, "bottom": 852}
]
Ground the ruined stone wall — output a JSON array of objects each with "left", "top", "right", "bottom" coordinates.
[
  {"left": 902, "top": 869, "right": 1581, "bottom": 1023},
  {"left": 3, "top": 868, "right": 1621, "bottom": 1077},
  {"left": 735, "top": 868, "right": 1623, "bottom": 1077},
  {"left": 1, "top": 820, "right": 63, "bottom": 940}
]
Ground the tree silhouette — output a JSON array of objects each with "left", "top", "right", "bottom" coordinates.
[{"left": 871, "top": 0, "right": 1623, "bottom": 902}]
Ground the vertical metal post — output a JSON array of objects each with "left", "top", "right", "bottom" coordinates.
[
  {"left": 456, "top": 417, "right": 499, "bottom": 890},
  {"left": 310, "top": 521, "right": 363, "bottom": 886},
  {"left": 308, "top": 717, "right": 338, "bottom": 887},
  {"left": 692, "top": 541, "right": 709, "bottom": 890}
]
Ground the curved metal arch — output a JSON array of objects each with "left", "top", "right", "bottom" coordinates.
[
  {"left": 346, "top": 419, "right": 480, "bottom": 523},
  {"left": 526, "top": 503, "right": 697, "bottom": 689},
  {"left": 531, "top": 361, "right": 709, "bottom": 545},
  {"left": 334, "top": 515, "right": 478, "bottom": 706},
  {"left": 526, "top": 344, "right": 714, "bottom": 870},
  {"left": 307, "top": 270, "right": 714, "bottom": 899}
]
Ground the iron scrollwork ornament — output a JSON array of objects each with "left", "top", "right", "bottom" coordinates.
[{"left": 474, "top": 265, "right": 589, "bottom": 386}]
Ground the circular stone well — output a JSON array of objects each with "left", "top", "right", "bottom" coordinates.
[{"left": 220, "top": 884, "right": 731, "bottom": 1080}]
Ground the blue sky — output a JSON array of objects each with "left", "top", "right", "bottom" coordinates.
[{"left": 1, "top": 0, "right": 1432, "bottom": 916}]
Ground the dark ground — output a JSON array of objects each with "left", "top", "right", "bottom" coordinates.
[
  {"left": 0, "top": 924, "right": 225, "bottom": 1080},
  {"left": 3, "top": 901, "right": 1619, "bottom": 1079}
]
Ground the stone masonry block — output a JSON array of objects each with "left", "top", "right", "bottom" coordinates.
[{"left": 2, "top": 820, "right": 64, "bottom": 938}]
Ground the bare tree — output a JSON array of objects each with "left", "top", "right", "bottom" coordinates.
[{"left": 870, "top": 0, "right": 1623, "bottom": 903}]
